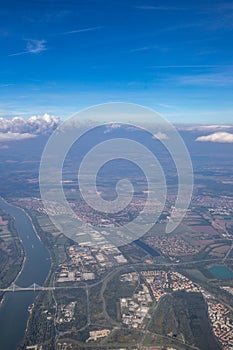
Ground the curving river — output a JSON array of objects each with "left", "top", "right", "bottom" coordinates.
[{"left": 0, "top": 197, "right": 51, "bottom": 350}]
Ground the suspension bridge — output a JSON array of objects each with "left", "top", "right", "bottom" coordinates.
[{"left": 0, "top": 283, "right": 83, "bottom": 292}]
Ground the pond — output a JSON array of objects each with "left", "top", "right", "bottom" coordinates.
[{"left": 208, "top": 265, "right": 233, "bottom": 280}]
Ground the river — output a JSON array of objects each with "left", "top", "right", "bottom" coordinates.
[{"left": 0, "top": 197, "right": 51, "bottom": 350}]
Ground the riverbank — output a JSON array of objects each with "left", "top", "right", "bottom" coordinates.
[{"left": 0, "top": 201, "right": 25, "bottom": 304}]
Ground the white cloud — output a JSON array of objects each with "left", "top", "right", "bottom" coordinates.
[
  {"left": 152, "top": 132, "right": 168, "bottom": 140},
  {"left": 196, "top": 132, "right": 233, "bottom": 143},
  {"left": 0, "top": 114, "right": 60, "bottom": 135},
  {"left": 26, "top": 39, "right": 47, "bottom": 54},
  {"left": 178, "top": 72, "right": 233, "bottom": 87},
  {"left": 178, "top": 125, "right": 233, "bottom": 132},
  {"left": 104, "top": 123, "right": 122, "bottom": 133},
  {"left": 0, "top": 132, "right": 36, "bottom": 142},
  {"left": 196, "top": 125, "right": 233, "bottom": 130},
  {"left": 59, "top": 26, "right": 103, "bottom": 35},
  {"left": 9, "top": 39, "right": 47, "bottom": 57}
]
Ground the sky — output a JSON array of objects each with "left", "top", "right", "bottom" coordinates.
[{"left": 0, "top": 0, "right": 233, "bottom": 123}]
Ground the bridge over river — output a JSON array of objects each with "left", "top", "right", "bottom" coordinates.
[{"left": 0, "top": 283, "right": 83, "bottom": 292}]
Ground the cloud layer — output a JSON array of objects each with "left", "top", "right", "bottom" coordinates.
[
  {"left": 0, "top": 132, "right": 36, "bottom": 142},
  {"left": 196, "top": 132, "right": 233, "bottom": 143},
  {"left": 0, "top": 114, "right": 60, "bottom": 141},
  {"left": 177, "top": 124, "right": 233, "bottom": 133}
]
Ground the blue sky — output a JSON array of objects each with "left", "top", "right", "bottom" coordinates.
[{"left": 0, "top": 0, "right": 233, "bottom": 123}]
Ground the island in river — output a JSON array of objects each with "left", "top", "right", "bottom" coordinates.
[{"left": 0, "top": 208, "right": 24, "bottom": 302}]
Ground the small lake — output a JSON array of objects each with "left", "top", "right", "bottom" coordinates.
[
  {"left": 208, "top": 265, "right": 233, "bottom": 280},
  {"left": 134, "top": 239, "right": 160, "bottom": 257}
]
